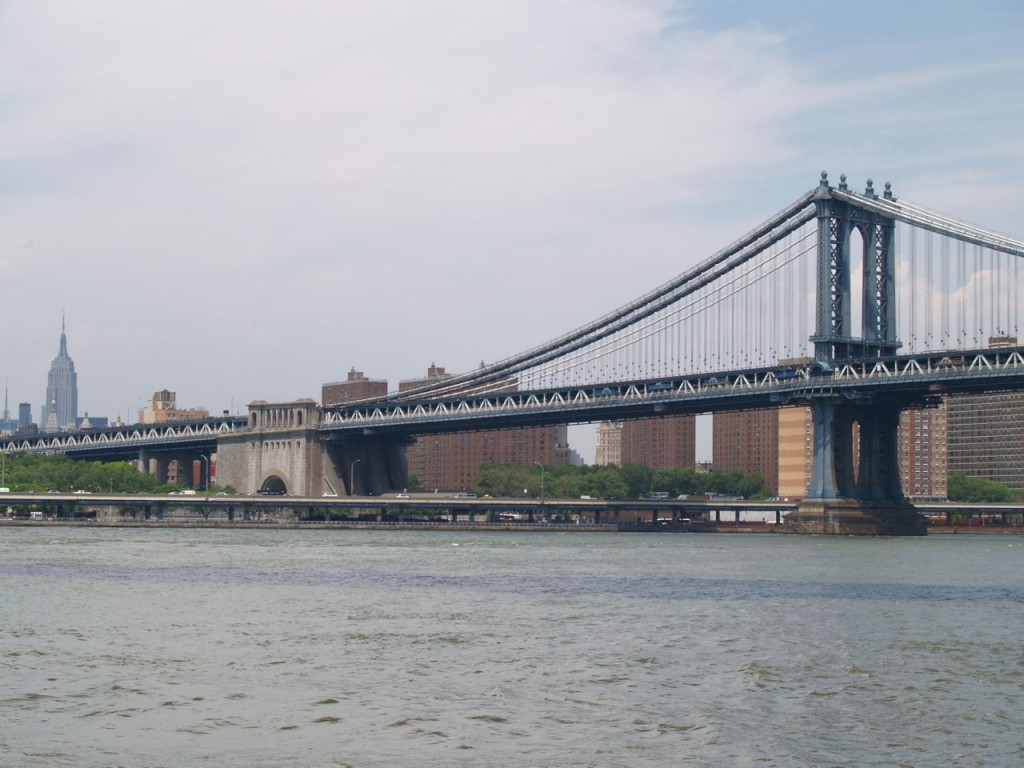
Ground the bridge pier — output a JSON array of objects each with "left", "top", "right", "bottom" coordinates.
[
  {"left": 782, "top": 393, "right": 929, "bottom": 532},
  {"left": 324, "top": 438, "right": 409, "bottom": 496},
  {"left": 787, "top": 395, "right": 926, "bottom": 535},
  {"left": 786, "top": 499, "right": 926, "bottom": 535},
  {"left": 854, "top": 404, "right": 904, "bottom": 502}
]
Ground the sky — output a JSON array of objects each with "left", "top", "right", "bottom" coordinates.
[{"left": 2, "top": 0, "right": 1023, "bottom": 462}]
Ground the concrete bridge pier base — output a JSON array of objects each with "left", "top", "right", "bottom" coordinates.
[
  {"left": 794, "top": 391, "right": 927, "bottom": 535},
  {"left": 785, "top": 499, "right": 927, "bottom": 535},
  {"left": 325, "top": 439, "right": 409, "bottom": 496}
]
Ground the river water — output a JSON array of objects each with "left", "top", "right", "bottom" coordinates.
[{"left": 1, "top": 526, "right": 1022, "bottom": 767}]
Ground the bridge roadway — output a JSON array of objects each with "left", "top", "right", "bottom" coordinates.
[
  {"left": 319, "top": 345, "right": 1024, "bottom": 437},
  {"left": 1, "top": 414, "right": 248, "bottom": 460},
  {"left": 3, "top": 345, "right": 1023, "bottom": 459},
  {"left": 3, "top": 492, "right": 1019, "bottom": 527}
]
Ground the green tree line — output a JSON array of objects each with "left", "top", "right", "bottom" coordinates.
[
  {"left": 1, "top": 453, "right": 185, "bottom": 494},
  {"left": 412, "top": 462, "right": 767, "bottom": 500},
  {"left": 947, "top": 474, "right": 1024, "bottom": 503}
]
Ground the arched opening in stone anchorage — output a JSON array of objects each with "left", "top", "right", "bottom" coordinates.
[{"left": 258, "top": 475, "right": 288, "bottom": 495}]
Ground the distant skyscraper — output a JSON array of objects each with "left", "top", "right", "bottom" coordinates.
[
  {"left": 41, "top": 316, "right": 78, "bottom": 432},
  {"left": 0, "top": 384, "right": 12, "bottom": 433}
]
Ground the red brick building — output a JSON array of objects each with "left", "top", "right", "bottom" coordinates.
[
  {"left": 619, "top": 415, "right": 696, "bottom": 469},
  {"left": 322, "top": 368, "right": 388, "bottom": 405},
  {"left": 713, "top": 409, "right": 780, "bottom": 493},
  {"left": 399, "top": 364, "right": 570, "bottom": 491}
]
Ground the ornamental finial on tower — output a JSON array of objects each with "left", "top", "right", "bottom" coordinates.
[
  {"left": 815, "top": 171, "right": 831, "bottom": 197},
  {"left": 883, "top": 181, "right": 894, "bottom": 200},
  {"left": 839, "top": 174, "right": 848, "bottom": 191}
]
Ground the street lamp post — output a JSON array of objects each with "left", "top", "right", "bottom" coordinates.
[
  {"left": 350, "top": 459, "right": 362, "bottom": 496},
  {"left": 200, "top": 455, "right": 210, "bottom": 499},
  {"left": 534, "top": 461, "right": 548, "bottom": 522}
]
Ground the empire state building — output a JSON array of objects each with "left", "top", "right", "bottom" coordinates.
[{"left": 42, "top": 317, "right": 78, "bottom": 431}]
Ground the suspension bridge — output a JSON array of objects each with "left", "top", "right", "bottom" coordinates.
[{"left": 5, "top": 172, "right": 1024, "bottom": 534}]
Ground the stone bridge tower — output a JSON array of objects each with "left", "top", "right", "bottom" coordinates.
[
  {"left": 216, "top": 400, "right": 339, "bottom": 496},
  {"left": 215, "top": 399, "right": 407, "bottom": 497}
]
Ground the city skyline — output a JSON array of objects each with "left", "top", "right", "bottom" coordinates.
[{"left": 1, "top": 1, "right": 1022, "bottom": 462}]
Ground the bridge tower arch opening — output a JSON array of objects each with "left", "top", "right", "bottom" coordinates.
[{"left": 849, "top": 225, "right": 865, "bottom": 342}]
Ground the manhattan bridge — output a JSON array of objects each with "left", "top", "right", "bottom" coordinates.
[{"left": 5, "top": 172, "right": 1024, "bottom": 534}]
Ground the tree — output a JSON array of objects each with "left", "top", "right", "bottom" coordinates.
[
  {"left": 947, "top": 474, "right": 1020, "bottom": 503},
  {"left": 0, "top": 453, "right": 169, "bottom": 494},
  {"left": 470, "top": 460, "right": 765, "bottom": 501},
  {"left": 619, "top": 464, "right": 652, "bottom": 499}
]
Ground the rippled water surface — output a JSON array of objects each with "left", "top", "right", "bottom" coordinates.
[{"left": 2, "top": 527, "right": 1023, "bottom": 767}]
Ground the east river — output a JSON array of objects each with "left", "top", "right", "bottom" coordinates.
[{"left": 1, "top": 526, "right": 1022, "bottom": 767}]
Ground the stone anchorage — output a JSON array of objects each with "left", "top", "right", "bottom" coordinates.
[{"left": 785, "top": 499, "right": 928, "bottom": 536}]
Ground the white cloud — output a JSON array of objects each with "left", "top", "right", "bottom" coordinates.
[{"left": 1, "top": 0, "right": 1022, "bottom": 462}]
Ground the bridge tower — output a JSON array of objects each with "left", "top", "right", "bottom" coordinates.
[{"left": 787, "top": 172, "right": 927, "bottom": 534}]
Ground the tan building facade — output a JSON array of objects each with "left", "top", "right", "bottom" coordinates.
[
  {"left": 595, "top": 421, "right": 623, "bottom": 466},
  {"left": 139, "top": 390, "right": 208, "bottom": 424},
  {"left": 777, "top": 406, "right": 812, "bottom": 500}
]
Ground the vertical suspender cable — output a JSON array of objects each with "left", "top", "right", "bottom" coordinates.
[
  {"left": 989, "top": 246, "right": 996, "bottom": 340},
  {"left": 940, "top": 236, "right": 949, "bottom": 347},
  {"left": 974, "top": 243, "right": 982, "bottom": 346},
  {"left": 801, "top": 225, "right": 808, "bottom": 356},
  {"left": 925, "top": 232, "right": 932, "bottom": 350},
  {"left": 701, "top": 293, "right": 707, "bottom": 371},
  {"left": 908, "top": 225, "right": 916, "bottom": 352},
  {"left": 989, "top": 247, "right": 995, "bottom": 337},
  {"left": 957, "top": 238, "right": 963, "bottom": 348},
  {"left": 1004, "top": 249, "right": 1011, "bottom": 336},
  {"left": 1015, "top": 252, "right": 1020, "bottom": 339}
]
